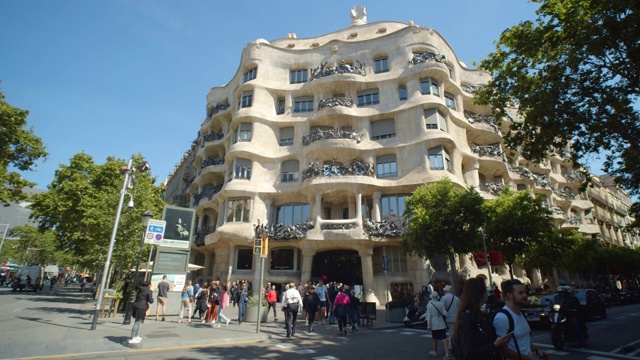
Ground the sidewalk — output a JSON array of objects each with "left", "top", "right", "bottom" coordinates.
[{"left": 1, "top": 284, "right": 404, "bottom": 359}]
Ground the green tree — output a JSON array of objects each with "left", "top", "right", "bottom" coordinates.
[
  {"left": 476, "top": 1, "right": 640, "bottom": 194},
  {"left": 3, "top": 225, "right": 71, "bottom": 266},
  {"left": 401, "top": 178, "right": 486, "bottom": 292},
  {"left": 483, "top": 189, "right": 554, "bottom": 279},
  {"left": 522, "top": 228, "right": 581, "bottom": 274},
  {"left": 29, "top": 153, "right": 166, "bottom": 270},
  {"left": 0, "top": 88, "right": 48, "bottom": 205}
]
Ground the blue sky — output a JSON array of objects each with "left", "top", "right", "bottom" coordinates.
[{"left": 2, "top": 0, "right": 592, "bottom": 189}]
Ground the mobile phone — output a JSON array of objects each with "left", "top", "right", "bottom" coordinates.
[{"left": 506, "top": 331, "right": 514, "bottom": 337}]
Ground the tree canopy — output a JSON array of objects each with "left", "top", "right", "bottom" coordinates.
[
  {"left": 0, "top": 88, "right": 48, "bottom": 205},
  {"left": 477, "top": 1, "right": 640, "bottom": 193},
  {"left": 483, "top": 188, "right": 554, "bottom": 278},
  {"left": 29, "top": 152, "right": 166, "bottom": 270},
  {"left": 0, "top": 225, "right": 71, "bottom": 266},
  {"left": 402, "top": 178, "right": 486, "bottom": 291}
]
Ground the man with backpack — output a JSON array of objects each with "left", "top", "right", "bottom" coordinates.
[{"left": 493, "top": 279, "right": 549, "bottom": 360}]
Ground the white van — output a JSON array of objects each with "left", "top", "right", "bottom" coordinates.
[{"left": 14, "top": 265, "right": 45, "bottom": 292}]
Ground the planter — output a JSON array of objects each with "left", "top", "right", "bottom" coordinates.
[
  {"left": 387, "top": 306, "right": 406, "bottom": 323},
  {"left": 245, "top": 305, "right": 268, "bottom": 323}
]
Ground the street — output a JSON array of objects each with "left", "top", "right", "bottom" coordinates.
[{"left": 0, "top": 285, "right": 639, "bottom": 360}]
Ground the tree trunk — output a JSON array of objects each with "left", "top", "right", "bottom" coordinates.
[{"left": 448, "top": 253, "right": 458, "bottom": 294}]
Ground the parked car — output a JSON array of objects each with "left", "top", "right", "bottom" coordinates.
[
  {"left": 616, "top": 291, "right": 633, "bottom": 305},
  {"left": 523, "top": 294, "right": 555, "bottom": 328},
  {"left": 573, "top": 289, "right": 607, "bottom": 320}
]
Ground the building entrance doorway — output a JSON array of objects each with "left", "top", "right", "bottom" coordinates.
[{"left": 312, "top": 250, "right": 362, "bottom": 287}]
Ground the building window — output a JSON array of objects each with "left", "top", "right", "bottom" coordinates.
[
  {"left": 357, "top": 89, "right": 380, "bottom": 106},
  {"left": 342, "top": 207, "right": 349, "bottom": 219},
  {"left": 236, "top": 247, "right": 253, "bottom": 270},
  {"left": 323, "top": 207, "right": 332, "bottom": 220},
  {"left": 373, "top": 246, "right": 407, "bottom": 273},
  {"left": 290, "top": 69, "right": 308, "bottom": 84},
  {"left": 447, "top": 66, "right": 455, "bottom": 80},
  {"left": 370, "top": 119, "right": 396, "bottom": 140},
  {"left": 377, "top": 154, "right": 397, "bottom": 178},
  {"left": 293, "top": 96, "right": 314, "bottom": 113},
  {"left": 445, "top": 93, "right": 457, "bottom": 110},
  {"left": 234, "top": 122, "right": 252, "bottom": 143},
  {"left": 279, "top": 127, "right": 294, "bottom": 146},
  {"left": 276, "top": 203, "right": 311, "bottom": 226},
  {"left": 277, "top": 97, "right": 285, "bottom": 115},
  {"left": 399, "top": 86, "right": 407, "bottom": 100},
  {"left": 424, "top": 108, "right": 447, "bottom": 132},
  {"left": 374, "top": 57, "right": 389, "bottom": 73},
  {"left": 226, "top": 198, "right": 251, "bottom": 223},
  {"left": 240, "top": 91, "right": 253, "bottom": 108},
  {"left": 270, "top": 248, "right": 296, "bottom": 271},
  {"left": 380, "top": 195, "right": 406, "bottom": 221},
  {"left": 243, "top": 67, "right": 257, "bottom": 83},
  {"left": 428, "top": 145, "right": 451, "bottom": 172},
  {"left": 230, "top": 158, "right": 252, "bottom": 180},
  {"left": 420, "top": 78, "right": 440, "bottom": 96},
  {"left": 281, "top": 160, "right": 300, "bottom": 182}
]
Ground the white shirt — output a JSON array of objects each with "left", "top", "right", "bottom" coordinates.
[
  {"left": 441, "top": 292, "right": 460, "bottom": 323},
  {"left": 493, "top": 305, "right": 532, "bottom": 356},
  {"left": 426, "top": 299, "right": 448, "bottom": 330},
  {"left": 283, "top": 287, "right": 303, "bottom": 305}
]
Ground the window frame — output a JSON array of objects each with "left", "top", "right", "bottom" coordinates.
[
  {"left": 420, "top": 77, "right": 440, "bottom": 96},
  {"left": 428, "top": 145, "right": 452, "bottom": 172},
  {"left": 290, "top": 69, "right": 308, "bottom": 84},
  {"left": 424, "top": 108, "right": 448, "bottom": 132},
  {"left": 243, "top": 67, "right": 257, "bottom": 83},
  {"left": 398, "top": 86, "right": 407, "bottom": 101},
  {"left": 240, "top": 91, "right": 253, "bottom": 108},
  {"left": 357, "top": 89, "right": 380, "bottom": 107},
  {"left": 293, "top": 96, "right": 314, "bottom": 113},
  {"left": 275, "top": 203, "right": 311, "bottom": 226},
  {"left": 235, "top": 247, "right": 253, "bottom": 270},
  {"left": 230, "top": 158, "right": 252, "bottom": 180},
  {"left": 279, "top": 126, "right": 294, "bottom": 146},
  {"left": 374, "top": 57, "right": 389, "bottom": 74},
  {"left": 444, "top": 93, "right": 457, "bottom": 110},
  {"left": 370, "top": 119, "right": 396, "bottom": 140},
  {"left": 235, "top": 122, "right": 252, "bottom": 143},
  {"left": 281, "top": 159, "right": 300, "bottom": 183},
  {"left": 377, "top": 154, "right": 397, "bottom": 178},
  {"left": 226, "top": 197, "right": 251, "bottom": 223}
]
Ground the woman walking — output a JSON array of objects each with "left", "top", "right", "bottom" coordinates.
[
  {"left": 215, "top": 284, "right": 231, "bottom": 327},
  {"left": 127, "top": 281, "right": 154, "bottom": 344},
  {"left": 427, "top": 291, "right": 450, "bottom": 359},
  {"left": 193, "top": 281, "right": 210, "bottom": 322},
  {"left": 178, "top": 280, "right": 194, "bottom": 324},
  {"left": 333, "top": 285, "right": 351, "bottom": 335},
  {"left": 303, "top": 285, "right": 320, "bottom": 332},
  {"left": 453, "top": 278, "right": 511, "bottom": 360},
  {"left": 206, "top": 282, "right": 219, "bottom": 323}
]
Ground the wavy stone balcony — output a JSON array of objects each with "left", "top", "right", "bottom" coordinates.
[
  {"left": 310, "top": 60, "right": 366, "bottom": 81},
  {"left": 302, "top": 158, "right": 375, "bottom": 180},
  {"left": 508, "top": 165, "right": 551, "bottom": 188},
  {"left": 408, "top": 51, "right": 447, "bottom": 66},
  {"left": 469, "top": 142, "right": 506, "bottom": 162},
  {"left": 199, "top": 156, "right": 225, "bottom": 174},
  {"left": 465, "top": 111, "right": 500, "bottom": 134},
  {"left": 302, "top": 126, "right": 363, "bottom": 146},
  {"left": 192, "top": 182, "right": 224, "bottom": 205}
]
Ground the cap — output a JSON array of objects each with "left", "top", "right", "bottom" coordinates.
[
  {"left": 443, "top": 285, "right": 452, "bottom": 292},
  {"left": 430, "top": 292, "right": 440, "bottom": 299}
]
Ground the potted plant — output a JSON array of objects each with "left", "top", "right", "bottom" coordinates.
[{"left": 244, "top": 295, "right": 269, "bottom": 322}]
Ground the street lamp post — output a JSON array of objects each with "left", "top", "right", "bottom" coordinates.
[
  {"left": 0, "top": 223, "right": 10, "bottom": 256},
  {"left": 90, "top": 158, "right": 150, "bottom": 331},
  {"left": 123, "top": 208, "right": 154, "bottom": 325},
  {"left": 480, "top": 225, "right": 493, "bottom": 287}
]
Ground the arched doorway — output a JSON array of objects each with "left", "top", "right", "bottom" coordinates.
[{"left": 312, "top": 250, "right": 362, "bottom": 287}]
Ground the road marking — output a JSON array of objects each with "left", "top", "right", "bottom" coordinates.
[
  {"left": 610, "top": 338, "right": 640, "bottom": 354},
  {"left": 615, "top": 316, "right": 626, "bottom": 320},
  {"left": 313, "top": 357, "right": 339, "bottom": 360},
  {"left": 295, "top": 349, "right": 316, "bottom": 354},
  {"left": 587, "top": 357, "right": 616, "bottom": 360},
  {"left": 13, "top": 308, "right": 22, "bottom": 312},
  {"left": 536, "top": 343, "right": 640, "bottom": 359}
]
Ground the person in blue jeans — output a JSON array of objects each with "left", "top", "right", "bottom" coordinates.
[{"left": 233, "top": 282, "right": 248, "bottom": 324}]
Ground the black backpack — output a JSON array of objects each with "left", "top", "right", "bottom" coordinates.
[{"left": 452, "top": 309, "right": 517, "bottom": 360}]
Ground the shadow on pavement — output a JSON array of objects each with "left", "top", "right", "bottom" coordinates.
[
  {"left": 16, "top": 316, "right": 89, "bottom": 330},
  {"left": 104, "top": 335, "right": 129, "bottom": 346},
  {"left": 25, "top": 306, "right": 85, "bottom": 315}
]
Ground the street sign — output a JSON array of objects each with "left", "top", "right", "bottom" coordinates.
[{"left": 144, "top": 219, "right": 166, "bottom": 245}]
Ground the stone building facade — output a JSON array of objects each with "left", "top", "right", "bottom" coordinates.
[{"left": 163, "top": 9, "right": 636, "bottom": 303}]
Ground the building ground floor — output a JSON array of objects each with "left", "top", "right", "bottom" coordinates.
[{"left": 187, "top": 237, "right": 545, "bottom": 304}]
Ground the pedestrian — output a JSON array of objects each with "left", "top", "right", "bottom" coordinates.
[
  {"left": 315, "top": 280, "right": 328, "bottom": 324},
  {"left": 327, "top": 281, "right": 338, "bottom": 324},
  {"left": 441, "top": 284, "right": 460, "bottom": 349},
  {"left": 282, "top": 281, "right": 303, "bottom": 337},
  {"left": 233, "top": 282, "right": 248, "bottom": 324},
  {"left": 348, "top": 289, "right": 361, "bottom": 334},
  {"left": 193, "top": 281, "right": 209, "bottom": 322},
  {"left": 427, "top": 291, "right": 451, "bottom": 359},
  {"left": 155, "top": 275, "right": 170, "bottom": 321},
  {"left": 119, "top": 277, "right": 133, "bottom": 310},
  {"left": 333, "top": 285, "right": 350, "bottom": 335},
  {"left": 453, "top": 277, "right": 511, "bottom": 360},
  {"left": 178, "top": 280, "right": 194, "bottom": 324},
  {"left": 494, "top": 280, "right": 549, "bottom": 360},
  {"left": 214, "top": 284, "right": 232, "bottom": 327},
  {"left": 207, "top": 282, "right": 220, "bottom": 323},
  {"left": 80, "top": 277, "right": 87, "bottom": 293},
  {"left": 267, "top": 285, "right": 278, "bottom": 321},
  {"left": 50, "top": 276, "right": 57, "bottom": 291},
  {"left": 127, "top": 280, "right": 154, "bottom": 344},
  {"left": 303, "top": 285, "right": 320, "bottom": 332}
]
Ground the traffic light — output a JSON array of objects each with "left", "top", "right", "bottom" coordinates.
[
  {"left": 261, "top": 233, "right": 269, "bottom": 255},
  {"left": 254, "top": 238, "right": 262, "bottom": 254}
]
